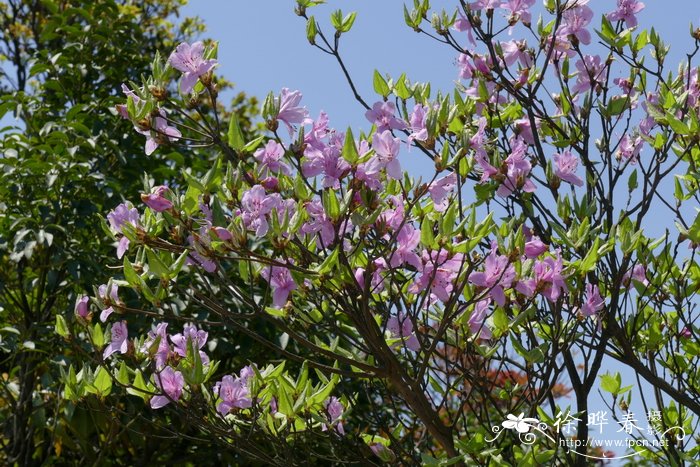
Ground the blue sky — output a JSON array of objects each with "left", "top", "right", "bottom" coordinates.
[{"left": 183, "top": 1, "right": 700, "bottom": 462}]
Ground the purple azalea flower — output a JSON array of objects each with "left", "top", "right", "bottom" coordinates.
[
  {"left": 136, "top": 110, "right": 182, "bottom": 156},
  {"left": 354, "top": 258, "right": 388, "bottom": 293},
  {"left": 103, "top": 321, "right": 128, "bottom": 359},
  {"left": 607, "top": 0, "right": 645, "bottom": 27},
  {"left": 254, "top": 140, "right": 290, "bottom": 175},
  {"left": 468, "top": 299, "right": 493, "bottom": 339},
  {"left": 501, "top": 0, "right": 536, "bottom": 25},
  {"left": 107, "top": 203, "right": 140, "bottom": 258},
  {"left": 372, "top": 130, "right": 402, "bottom": 179},
  {"left": 514, "top": 118, "right": 537, "bottom": 145},
  {"left": 261, "top": 265, "right": 297, "bottom": 307},
  {"left": 410, "top": 250, "right": 465, "bottom": 304},
  {"left": 168, "top": 41, "right": 218, "bottom": 94},
  {"left": 496, "top": 137, "right": 536, "bottom": 197},
  {"left": 151, "top": 366, "right": 185, "bottom": 409},
  {"left": 302, "top": 145, "right": 350, "bottom": 189},
  {"left": 559, "top": 1, "right": 594, "bottom": 45},
  {"left": 215, "top": 374, "right": 252, "bottom": 415},
  {"left": 573, "top": 55, "right": 604, "bottom": 94},
  {"left": 533, "top": 251, "right": 569, "bottom": 302},
  {"left": 387, "top": 312, "right": 420, "bottom": 352},
  {"left": 428, "top": 173, "right": 457, "bottom": 212},
  {"left": 390, "top": 225, "right": 423, "bottom": 269},
  {"left": 453, "top": 12, "right": 475, "bottom": 45},
  {"left": 554, "top": 150, "right": 584, "bottom": 187},
  {"left": 524, "top": 236, "right": 548, "bottom": 259},
  {"left": 470, "top": 0, "right": 499, "bottom": 10},
  {"left": 276, "top": 88, "right": 309, "bottom": 135},
  {"left": 616, "top": 134, "right": 643, "bottom": 163},
  {"left": 468, "top": 243, "right": 516, "bottom": 307},
  {"left": 211, "top": 226, "right": 233, "bottom": 241},
  {"left": 408, "top": 104, "right": 429, "bottom": 143},
  {"left": 98, "top": 283, "right": 120, "bottom": 322},
  {"left": 300, "top": 199, "right": 335, "bottom": 247},
  {"left": 240, "top": 185, "right": 282, "bottom": 237},
  {"left": 364, "top": 101, "right": 406, "bottom": 132},
  {"left": 578, "top": 284, "right": 605, "bottom": 317},
  {"left": 623, "top": 264, "right": 648, "bottom": 286},
  {"left": 141, "top": 185, "right": 173, "bottom": 212},
  {"left": 323, "top": 397, "right": 345, "bottom": 435},
  {"left": 170, "top": 323, "right": 209, "bottom": 365},
  {"left": 142, "top": 322, "right": 170, "bottom": 369},
  {"left": 74, "top": 295, "right": 89, "bottom": 319},
  {"left": 500, "top": 40, "right": 532, "bottom": 68}
]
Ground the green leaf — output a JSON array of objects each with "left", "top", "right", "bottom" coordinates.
[
  {"left": 227, "top": 114, "right": 245, "bottom": 151},
  {"left": 341, "top": 127, "right": 359, "bottom": 163},
  {"left": 55, "top": 314, "right": 69, "bottom": 338},
  {"left": 579, "top": 237, "right": 600, "bottom": 272},
  {"left": 306, "top": 16, "right": 318, "bottom": 44},
  {"left": 92, "top": 366, "right": 112, "bottom": 397},
  {"left": 373, "top": 70, "right": 390, "bottom": 97},
  {"left": 600, "top": 372, "right": 621, "bottom": 394},
  {"left": 146, "top": 248, "right": 169, "bottom": 278}
]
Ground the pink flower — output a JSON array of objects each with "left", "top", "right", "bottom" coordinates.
[
  {"left": 559, "top": 1, "right": 594, "bottom": 45},
  {"left": 151, "top": 366, "right": 185, "bottom": 409},
  {"left": 616, "top": 134, "right": 643, "bottom": 163},
  {"left": 254, "top": 140, "right": 290, "bottom": 175},
  {"left": 323, "top": 397, "right": 345, "bottom": 435},
  {"left": 74, "top": 295, "right": 89, "bottom": 319},
  {"left": 554, "top": 150, "right": 584, "bottom": 187},
  {"left": 372, "top": 130, "right": 402, "bottom": 179},
  {"left": 622, "top": 264, "right": 648, "bottom": 286},
  {"left": 680, "top": 327, "right": 692, "bottom": 338},
  {"left": 468, "top": 299, "right": 493, "bottom": 339},
  {"left": 524, "top": 236, "right": 548, "bottom": 259},
  {"left": 215, "top": 374, "right": 252, "bottom": 415},
  {"left": 107, "top": 203, "right": 140, "bottom": 258},
  {"left": 170, "top": 323, "right": 209, "bottom": 366},
  {"left": 387, "top": 312, "right": 420, "bottom": 352},
  {"left": 302, "top": 145, "right": 350, "bottom": 189},
  {"left": 470, "top": 0, "right": 499, "bottom": 10},
  {"left": 573, "top": 55, "right": 604, "bottom": 94},
  {"left": 240, "top": 185, "right": 282, "bottom": 237},
  {"left": 141, "top": 185, "right": 173, "bottom": 212},
  {"left": 453, "top": 12, "right": 475, "bottom": 45},
  {"left": 261, "top": 265, "right": 297, "bottom": 307},
  {"left": 354, "top": 258, "right": 388, "bottom": 293},
  {"left": 500, "top": 40, "right": 532, "bottom": 68},
  {"left": 428, "top": 173, "right": 457, "bottom": 212},
  {"left": 276, "top": 88, "right": 309, "bottom": 136},
  {"left": 577, "top": 284, "right": 605, "bottom": 317},
  {"left": 514, "top": 118, "right": 537, "bottom": 145},
  {"left": 365, "top": 101, "right": 406, "bottom": 132},
  {"left": 168, "top": 41, "right": 217, "bottom": 94},
  {"left": 390, "top": 225, "right": 423, "bottom": 269},
  {"left": 533, "top": 252, "right": 568, "bottom": 302},
  {"left": 211, "top": 226, "right": 233, "bottom": 241},
  {"left": 468, "top": 244, "right": 515, "bottom": 307},
  {"left": 378, "top": 196, "right": 405, "bottom": 232},
  {"left": 458, "top": 53, "right": 491, "bottom": 80},
  {"left": 496, "top": 137, "right": 536, "bottom": 197},
  {"left": 301, "top": 199, "right": 335, "bottom": 247},
  {"left": 103, "top": 321, "right": 128, "bottom": 359},
  {"left": 142, "top": 322, "right": 170, "bottom": 369},
  {"left": 607, "top": 0, "right": 645, "bottom": 28},
  {"left": 501, "top": 0, "right": 535, "bottom": 25},
  {"left": 410, "top": 250, "right": 464, "bottom": 304},
  {"left": 98, "top": 283, "right": 120, "bottom": 322},
  {"left": 136, "top": 110, "right": 182, "bottom": 155},
  {"left": 408, "top": 104, "right": 429, "bottom": 143}
]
